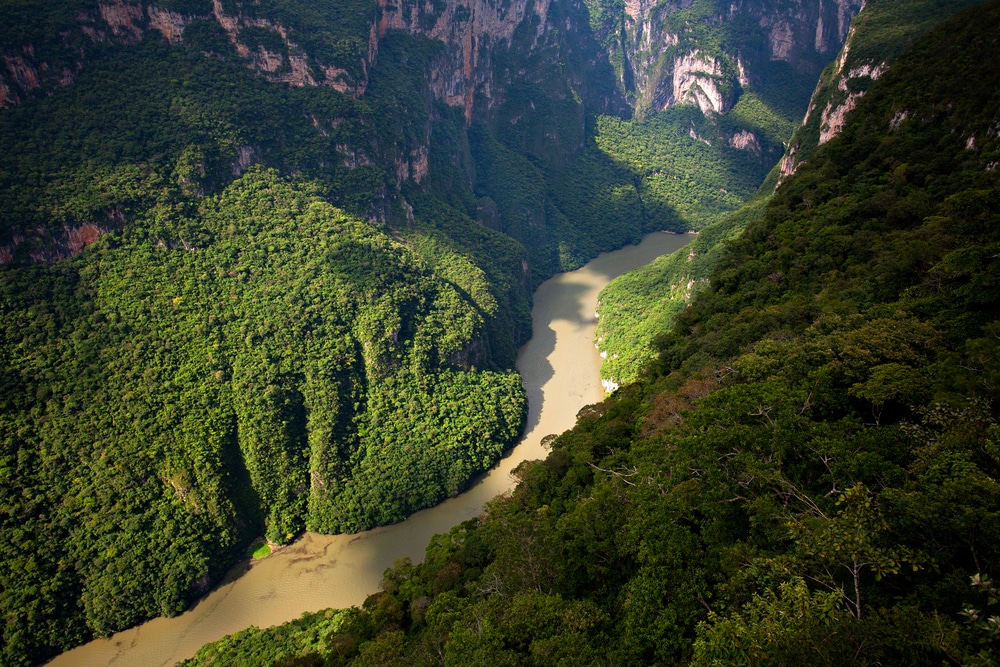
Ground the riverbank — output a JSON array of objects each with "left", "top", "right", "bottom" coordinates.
[{"left": 46, "top": 230, "right": 694, "bottom": 667}]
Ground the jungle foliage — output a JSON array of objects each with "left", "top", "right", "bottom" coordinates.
[
  {"left": 0, "top": 0, "right": 646, "bottom": 660},
  {"left": 0, "top": 168, "right": 527, "bottom": 664},
  {"left": 781, "top": 0, "right": 989, "bottom": 181},
  {"left": 594, "top": 0, "right": 995, "bottom": 386},
  {"left": 596, "top": 198, "right": 768, "bottom": 386},
  {"left": 182, "top": 4, "right": 1000, "bottom": 664},
  {"left": 582, "top": 0, "right": 831, "bottom": 119},
  {"left": 0, "top": 0, "right": 965, "bottom": 663}
]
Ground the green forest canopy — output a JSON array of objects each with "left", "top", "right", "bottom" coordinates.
[
  {"left": 0, "top": 0, "right": 908, "bottom": 664},
  {"left": 180, "top": 3, "right": 1000, "bottom": 664}
]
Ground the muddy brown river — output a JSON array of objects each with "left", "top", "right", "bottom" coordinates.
[{"left": 47, "top": 231, "right": 693, "bottom": 667}]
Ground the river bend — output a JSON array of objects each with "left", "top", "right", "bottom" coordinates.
[{"left": 48, "top": 231, "right": 693, "bottom": 667}]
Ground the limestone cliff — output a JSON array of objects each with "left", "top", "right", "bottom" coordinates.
[
  {"left": 778, "top": 12, "right": 879, "bottom": 180},
  {"left": 0, "top": 0, "right": 609, "bottom": 186},
  {"left": 376, "top": 0, "right": 551, "bottom": 121},
  {"left": 0, "top": 0, "right": 620, "bottom": 266},
  {"left": 0, "top": 0, "right": 377, "bottom": 107},
  {"left": 594, "top": 0, "right": 864, "bottom": 117},
  {"left": 0, "top": 0, "right": 870, "bottom": 266},
  {"left": 0, "top": 0, "right": 860, "bottom": 121},
  {"left": 668, "top": 50, "right": 728, "bottom": 114},
  {"left": 0, "top": 0, "right": 590, "bottom": 112}
]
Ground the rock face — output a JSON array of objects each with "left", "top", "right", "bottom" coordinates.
[
  {"left": 602, "top": 0, "right": 865, "bottom": 116},
  {"left": 147, "top": 7, "right": 188, "bottom": 45},
  {"left": 815, "top": 47, "right": 886, "bottom": 145},
  {"left": 376, "top": 0, "right": 552, "bottom": 121},
  {"left": 0, "top": 0, "right": 864, "bottom": 261},
  {"left": 730, "top": 128, "right": 762, "bottom": 154},
  {"left": 0, "top": 0, "right": 371, "bottom": 107},
  {"left": 0, "top": 45, "right": 51, "bottom": 108},
  {"left": 370, "top": 0, "right": 866, "bottom": 147},
  {"left": 0, "top": 0, "right": 611, "bottom": 162},
  {"left": 0, "top": 0, "right": 562, "bottom": 114},
  {"left": 0, "top": 0, "right": 861, "bottom": 117},
  {"left": 781, "top": 21, "right": 887, "bottom": 179},
  {"left": 669, "top": 50, "right": 728, "bottom": 114}
]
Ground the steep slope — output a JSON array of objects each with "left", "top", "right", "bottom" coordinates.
[
  {"left": 584, "top": 0, "right": 864, "bottom": 231},
  {"left": 180, "top": 3, "right": 1000, "bottom": 663},
  {"left": 587, "top": 0, "right": 863, "bottom": 118},
  {"left": 0, "top": 3, "right": 622, "bottom": 661},
  {"left": 596, "top": 197, "right": 767, "bottom": 388},
  {"left": 594, "top": 0, "right": 992, "bottom": 387},
  {"left": 0, "top": 0, "right": 862, "bottom": 272},
  {"left": 778, "top": 0, "right": 995, "bottom": 180},
  {"left": 0, "top": 168, "right": 530, "bottom": 662},
  {"left": 0, "top": 0, "right": 623, "bottom": 275}
]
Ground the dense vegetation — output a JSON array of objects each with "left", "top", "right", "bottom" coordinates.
[
  {"left": 596, "top": 199, "right": 768, "bottom": 386},
  {"left": 181, "top": 4, "right": 1000, "bottom": 664},
  {"left": 0, "top": 1, "right": 633, "bottom": 661},
  {"left": 0, "top": 0, "right": 897, "bottom": 664},
  {"left": 0, "top": 16, "right": 550, "bottom": 660},
  {"left": 781, "top": 0, "right": 988, "bottom": 181},
  {"left": 578, "top": 0, "right": 835, "bottom": 234},
  {"left": 594, "top": 0, "right": 992, "bottom": 386},
  {"left": 0, "top": 168, "right": 527, "bottom": 662},
  {"left": 582, "top": 0, "right": 833, "bottom": 119}
]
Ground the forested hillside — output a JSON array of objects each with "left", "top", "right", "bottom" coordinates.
[
  {"left": 1, "top": 167, "right": 531, "bottom": 661},
  {"left": 595, "top": 0, "right": 991, "bottom": 388},
  {"left": 0, "top": 0, "right": 864, "bottom": 664},
  {"left": 181, "top": 3, "right": 1000, "bottom": 664}
]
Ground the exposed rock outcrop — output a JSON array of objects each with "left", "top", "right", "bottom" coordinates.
[
  {"left": 729, "top": 129, "right": 761, "bottom": 155},
  {"left": 376, "top": 0, "right": 554, "bottom": 121},
  {"left": 147, "top": 7, "right": 189, "bottom": 45},
  {"left": 777, "top": 9, "right": 895, "bottom": 182},
  {"left": 0, "top": 0, "right": 372, "bottom": 109},
  {"left": 0, "top": 0, "right": 867, "bottom": 117},
  {"left": 776, "top": 0, "right": 979, "bottom": 183},
  {"left": 98, "top": 0, "right": 145, "bottom": 41},
  {"left": 205, "top": 0, "right": 355, "bottom": 89},
  {"left": 1, "top": 54, "right": 41, "bottom": 106},
  {"left": 393, "top": 146, "right": 429, "bottom": 185},
  {"left": 816, "top": 59, "right": 884, "bottom": 144},
  {"left": 0, "top": 0, "right": 571, "bottom": 121},
  {"left": 611, "top": 0, "right": 865, "bottom": 116},
  {"left": 668, "top": 51, "right": 728, "bottom": 114}
]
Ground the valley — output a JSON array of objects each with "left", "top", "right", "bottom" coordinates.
[{"left": 1, "top": 0, "right": 997, "bottom": 665}]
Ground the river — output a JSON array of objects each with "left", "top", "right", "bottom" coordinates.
[{"left": 47, "top": 230, "right": 693, "bottom": 667}]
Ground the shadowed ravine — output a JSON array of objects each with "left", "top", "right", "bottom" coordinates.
[{"left": 47, "top": 231, "right": 693, "bottom": 667}]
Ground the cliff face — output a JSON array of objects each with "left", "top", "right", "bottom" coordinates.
[
  {"left": 777, "top": 0, "right": 991, "bottom": 182},
  {"left": 0, "top": 0, "right": 569, "bottom": 109},
  {"left": 778, "top": 15, "right": 879, "bottom": 180},
  {"left": 0, "top": 0, "right": 870, "bottom": 264},
  {"left": 0, "top": 0, "right": 859, "bottom": 118},
  {"left": 95, "top": 0, "right": 378, "bottom": 91},
  {"left": 667, "top": 50, "right": 729, "bottom": 114},
  {"left": 376, "top": 0, "right": 550, "bottom": 121},
  {"left": 0, "top": 48, "right": 58, "bottom": 108},
  {"left": 598, "top": 0, "right": 865, "bottom": 116},
  {"left": 0, "top": 0, "right": 376, "bottom": 108},
  {"left": 1, "top": 0, "right": 862, "bottom": 266},
  {"left": 0, "top": 0, "right": 610, "bottom": 195}
]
